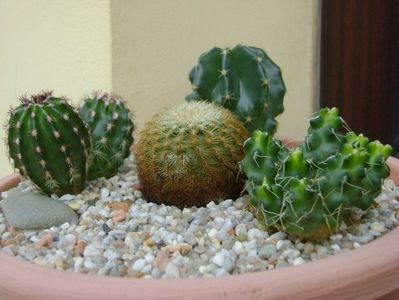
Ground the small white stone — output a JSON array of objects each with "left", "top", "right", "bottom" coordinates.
[
  {"left": 247, "top": 228, "right": 266, "bottom": 240},
  {"left": 293, "top": 257, "right": 305, "bottom": 266},
  {"left": 0, "top": 224, "right": 6, "bottom": 234},
  {"left": 232, "top": 241, "right": 245, "bottom": 255},
  {"left": 370, "top": 222, "right": 385, "bottom": 233},
  {"left": 58, "top": 234, "right": 76, "bottom": 252},
  {"left": 268, "top": 231, "right": 287, "bottom": 241},
  {"left": 165, "top": 262, "right": 180, "bottom": 278},
  {"left": 103, "top": 249, "right": 120, "bottom": 261},
  {"left": 60, "top": 194, "right": 75, "bottom": 201},
  {"left": 331, "top": 244, "right": 341, "bottom": 253},
  {"left": 74, "top": 257, "right": 84, "bottom": 271},
  {"left": 84, "top": 258, "right": 97, "bottom": 269},
  {"left": 101, "top": 188, "right": 110, "bottom": 199},
  {"left": 212, "top": 252, "right": 225, "bottom": 267},
  {"left": 208, "top": 228, "right": 218, "bottom": 238},
  {"left": 276, "top": 240, "right": 292, "bottom": 251},
  {"left": 83, "top": 245, "right": 102, "bottom": 257},
  {"left": 132, "top": 258, "right": 146, "bottom": 272},
  {"left": 144, "top": 253, "right": 155, "bottom": 264}
]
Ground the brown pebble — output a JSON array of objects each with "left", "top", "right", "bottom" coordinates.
[
  {"left": 1, "top": 239, "right": 15, "bottom": 247},
  {"left": 131, "top": 183, "right": 142, "bottom": 191},
  {"left": 35, "top": 233, "right": 53, "bottom": 249},
  {"left": 112, "top": 210, "right": 126, "bottom": 223},
  {"left": 113, "top": 240, "right": 126, "bottom": 248},
  {"left": 143, "top": 238, "right": 156, "bottom": 248},
  {"left": 228, "top": 228, "right": 236, "bottom": 236},
  {"left": 74, "top": 240, "right": 87, "bottom": 256},
  {"left": 9, "top": 226, "right": 19, "bottom": 237},
  {"left": 162, "top": 243, "right": 192, "bottom": 256},
  {"left": 152, "top": 250, "right": 170, "bottom": 271},
  {"left": 107, "top": 202, "right": 131, "bottom": 213}
]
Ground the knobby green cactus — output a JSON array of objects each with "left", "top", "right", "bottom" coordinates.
[
  {"left": 79, "top": 92, "right": 134, "bottom": 180},
  {"left": 241, "top": 107, "right": 392, "bottom": 241},
  {"left": 186, "top": 44, "right": 286, "bottom": 135},
  {"left": 136, "top": 102, "right": 249, "bottom": 208},
  {"left": 6, "top": 91, "right": 90, "bottom": 195}
]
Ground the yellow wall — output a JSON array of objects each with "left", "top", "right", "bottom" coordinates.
[
  {"left": 0, "top": 0, "right": 112, "bottom": 176},
  {"left": 0, "top": 0, "right": 318, "bottom": 177},
  {"left": 111, "top": 0, "right": 319, "bottom": 136}
]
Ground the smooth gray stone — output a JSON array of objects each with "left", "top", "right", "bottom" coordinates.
[{"left": 0, "top": 192, "right": 78, "bottom": 230}]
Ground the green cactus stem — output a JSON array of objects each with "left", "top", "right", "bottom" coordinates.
[
  {"left": 186, "top": 44, "right": 286, "bottom": 134},
  {"left": 241, "top": 107, "right": 392, "bottom": 241},
  {"left": 6, "top": 91, "right": 90, "bottom": 195},
  {"left": 135, "top": 102, "right": 249, "bottom": 208},
  {"left": 79, "top": 92, "right": 134, "bottom": 180}
]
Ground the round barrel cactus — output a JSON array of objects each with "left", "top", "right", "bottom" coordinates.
[
  {"left": 6, "top": 91, "right": 90, "bottom": 195},
  {"left": 186, "top": 44, "right": 286, "bottom": 134},
  {"left": 135, "top": 102, "right": 249, "bottom": 208},
  {"left": 241, "top": 107, "right": 392, "bottom": 241},
  {"left": 79, "top": 92, "right": 134, "bottom": 180}
]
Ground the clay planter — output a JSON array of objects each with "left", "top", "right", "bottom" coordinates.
[{"left": 0, "top": 156, "right": 399, "bottom": 299}]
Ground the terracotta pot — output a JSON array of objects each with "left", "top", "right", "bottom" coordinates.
[{"left": 0, "top": 152, "right": 399, "bottom": 299}]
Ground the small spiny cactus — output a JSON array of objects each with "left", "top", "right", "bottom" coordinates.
[
  {"left": 79, "top": 92, "right": 134, "bottom": 180},
  {"left": 241, "top": 107, "right": 392, "bottom": 241},
  {"left": 135, "top": 102, "right": 249, "bottom": 208},
  {"left": 186, "top": 44, "right": 286, "bottom": 135},
  {"left": 6, "top": 91, "right": 90, "bottom": 195}
]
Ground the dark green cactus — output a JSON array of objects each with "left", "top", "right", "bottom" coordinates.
[
  {"left": 241, "top": 107, "right": 392, "bottom": 241},
  {"left": 6, "top": 91, "right": 90, "bottom": 195},
  {"left": 186, "top": 44, "right": 286, "bottom": 135},
  {"left": 79, "top": 92, "right": 134, "bottom": 180}
]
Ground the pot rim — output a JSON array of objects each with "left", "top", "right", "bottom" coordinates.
[{"left": 0, "top": 155, "right": 398, "bottom": 300}]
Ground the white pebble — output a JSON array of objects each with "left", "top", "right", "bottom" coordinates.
[
  {"left": 232, "top": 241, "right": 245, "bottom": 255},
  {"left": 208, "top": 228, "right": 218, "bottom": 238},
  {"left": 212, "top": 252, "right": 225, "bottom": 267},
  {"left": 101, "top": 188, "right": 110, "bottom": 199},
  {"left": 83, "top": 245, "right": 102, "bottom": 257},
  {"left": 293, "top": 257, "right": 305, "bottom": 266},
  {"left": 132, "top": 258, "right": 146, "bottom": 272},
  {"left": 276, "top": 240, "right": 292, "bottom": 251},
  {"left": 370, "top": 222, "right": 385, "bottom": 233},
  {"left": 60, "top": 194, "right": 75, "bottom": 201},
  {"left": 247, "top": 228, "right": 266, "bottom": 240},
  {"left": 268, "top": 231, "right": 287, "bottom": 241},
  {"left": 165, "top": 262, "right": 180, "bottom": 278},
  {"left": 84, "top": 258, "right": 97, "bottom": 269}
]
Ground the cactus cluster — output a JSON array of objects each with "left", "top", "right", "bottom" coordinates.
[
  {"left": 6, "top": 91, "right": 90, "bottom": 195},
  {"left": 186, "top": 44, "right": 286, "bottom": 135},
  {"left": 241, "top": 107, "right": 392, "bottom": 241},
  {"left": 135, "top": 102, "right": 249, "bottom": 208},
  {"left": 6, "top": 91, "right": 134, "bottom": 196},
  {"left": 79, "top": 92, "right": 134, "bottom": 180}
]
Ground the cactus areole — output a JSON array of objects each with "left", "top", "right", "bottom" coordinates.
[
  {"left": 186, "top": 44, "right": 286, "bottom": 135},
  {"left": 241, "top": 107, "right": 392, "bottom": 241},
  {"left": 79, "top": 92, "right": 134, "bottom": 180},
  {"left": 136, "top": 102, "right": 249, "bottom": 208},
  {"left": 7, "top": 91, "right": 90, "bottom": 195}
]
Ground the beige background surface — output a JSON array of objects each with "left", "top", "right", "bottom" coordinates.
[{"left": 0, "top": 0, "right": 318, "bottom": 177}]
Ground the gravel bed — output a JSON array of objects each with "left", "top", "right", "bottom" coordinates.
[{"left": 0, "top": 155, "right": 398, "bottom": 278}]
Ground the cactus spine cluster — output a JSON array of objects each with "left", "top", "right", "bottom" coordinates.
[
  {"left": 135, "top": 102, "right": 249, "bottom": 208},
  {"left": 241, "top": 107, "right": 392, "bottom": 241},
  {"left": 186, "top": 44, "right": 286, "bottom": 135},
  {"left": 79, "top": 92, "right": 134, "bottom": 180},
  {"left": 7, "top": 91, "right": 90, "bottom": 195}
]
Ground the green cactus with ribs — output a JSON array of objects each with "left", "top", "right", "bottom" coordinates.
[
  {"left": 79, "top": 92, "right": 134, "bottom": 180},
  {"left": 6, "top": 91, "right": 90, "bottom": 195},
  {"left": 241, "top": 107, "right": 392, "bottom": 241},
  {"left": 186, "top": 44, "right": 286, "bottom": 135}
]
